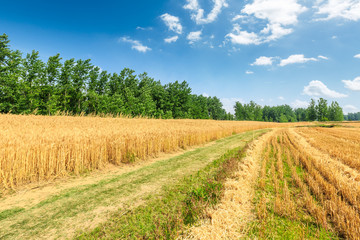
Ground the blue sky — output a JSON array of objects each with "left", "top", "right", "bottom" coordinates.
[{"left": 1, "top": 0, "right": 360, "bottom": 113}]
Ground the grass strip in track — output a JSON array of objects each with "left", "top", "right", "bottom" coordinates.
[{"left": 76, "top": 142, "right": 252, "bottom": 239}]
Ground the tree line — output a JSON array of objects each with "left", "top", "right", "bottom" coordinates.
[
  {"left": 234, "top": 98, "right": 344, "bottom": 122},
  {"left": 344, "top": 112, "right": 360, "bottom": 121},
  {"left": 0, "top": 34, "right": 232, "bottom": 120},
  {"left": 0, "top": 34, "right": 345, "bottom": 122}
]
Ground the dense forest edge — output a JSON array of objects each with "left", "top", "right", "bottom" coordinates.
[{"left": 0, "top": 33, "right": 355, "bottom": 122}]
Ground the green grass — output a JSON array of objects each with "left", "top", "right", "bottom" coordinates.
[
  {"left": 76, "top": 141, "right": 250, "bottom": 239},
  {"left": 0, "top": 129, "right": 267, "bottom": 240},
  {"left": 0, "top": 208, "right": 24, "bottom": 221}
]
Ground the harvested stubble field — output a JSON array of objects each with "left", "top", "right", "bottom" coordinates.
[
  {"left": 0, "top": 114, "right": 300, "bottom": 192},
  {"left": 245, "top": 127, "right": 360, "bottom": 239}
]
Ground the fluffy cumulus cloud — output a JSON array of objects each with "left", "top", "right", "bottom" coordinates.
[
  {"left": 315, "top": 0, "right": 360, "bottom": 21},
  {"left": 120, "top": 37, "right": 151, "bottom": 53},
  {"left": 291, "top": 99, "right": 309, "bottom": 108},
  {"left": 342, "top": 76, "right": 360, "bottom": 91},
  {"left": 242, "top": 0, "right": 307, "bottom": 25},
  {"left": 251, "top": 56, "right": 274, "bottom": 66},
  {"left": 160, "top": 13, "right": 183, "bottom": 34},
  {"left": 303, "top": 80, "right": 347, "bottom": 98},
  {"left": 221, "top": 98, "right": 244, "bottom": 114},
  {"left": 184, "top": 0, "right": 228, "bottom": 24},
  {"left": 227, "top": 0, "right": 306, "bottom": 45},
  {"left": 226, "top": 24, "right": 261, "bottom": 45},
  {"left": 279, "top": 54, "right": 318, "bottom": 66},
  {"left": 355, "top": 54, "right": 360, "bottom": 59},
  {"left": 187, "top": 31, "right": 202, "bottom": 44},
  {"left": 164, "top": 36, "right": 179, "bottom": 43}
]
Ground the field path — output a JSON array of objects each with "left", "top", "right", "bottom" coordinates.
[
  {"left": 184, "top": 129, "right": 275, "bottom": 239},
  {"left": 0, "top": 129, "right": 267, "bottom": 240}
]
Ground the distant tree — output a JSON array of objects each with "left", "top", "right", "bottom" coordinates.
[
  {"left": 295, "top": 108, "right": 307, "bottom": 122},
  {"left": 316, "top": 98, "right": 328, "bottom": 121},
  {"left": 0, "top": 34, "right": 22, "bottom": 113},
  {"left": 207, "top": 96, "right": 225, "bottom": 120},
  {"left": 44, "top": 53, "right": 62, "bottom": 115},
  {"left": 58, "top": 59, "right": 75, "bottom": 112},
  {"left": 279, "top": 113, "right": 288, "bottom": 123},
  {"left": 307, "top": 99, "right": 317, "bottom": 121},
  {"left": 234, "top": 102, "right": 245, "bottom": 120},
  {"left": 328, "top": 101, "right": 344, "bottom": 121}
]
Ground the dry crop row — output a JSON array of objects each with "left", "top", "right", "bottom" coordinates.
[
  {"left": 252, "top": 128, "right": 360, "bottom": 239},
  {"left": 283, "top": 129, "right": 360, "bottom": 238},
  {"left": 0, "top": 114, "right": 303, "bottom": 191},
  {"left": 296, "top": 127, "right": 360, "bottom": 171}
]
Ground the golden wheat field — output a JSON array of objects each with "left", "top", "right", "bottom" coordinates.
[
  {"left": 254, "top": 127, "right": 360, "bottom": 239},
  {"left": 0, "top": 114, "right": 306, "bottom": 191}
]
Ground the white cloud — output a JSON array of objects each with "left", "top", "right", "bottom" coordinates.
[
  {"left": 291, "top": 99, "right": 309, "bottom": 108},
  {"left": 120, "top": 37, "right": 151, "bottom": 53},
  {"left": 315, "top": 0, "right": 360, "bottom": 21},
  {"left": 332, "top": 35, "right": 337, "bottom": 39},
  {"left": 344, "top": 105, "right": 359, "bottom": 114},
  {"left": 227, "top": 0, "right": 306, "bottom": 45},
  {"left": 187, "top": 31, "right": 202, "bottom": 44},
  {"left": 354, "top": 54, "right": 360, "bottom": 59},
  {"left": 184, "top": 0, "right": 228, "bottom": 24},
  {"left": 251, "top": 56, "right": 274, "bottom": 66},
  {"left": 260, "top": 23, "right": 293, "bottom": 41},
  {"left": 202, "top": 93, "right": 210, "bottom": 97},
  {"left": 226, "top": 24, "right": 261, "bottom": 45},
  {"left": 342, "top": 76, "right": 360, "bottom": 91},
  {"left": 318, "top": 55, "right": 329, "bottom": 60},
  {"left": 160, "top": 13, "right": 183, "bottom": 34},
  {"left": 136, "top": 26, "right": 153, "bottom": 31},
  {"left": 278, "top": 96, "right": 285, "bottom": 100},
  {"left": 279, "top": 54, "right": 318, "bottom": 66},
  {"left": 164, "top": 36, "right": 179, "bottom": 43},
  {"left": 221, "top": 98, "right": 244, "bottom": 114},
  {"left": 303, "top": 80, "right": 347, "bottom": 98},
  {"left": 232, "top": 15, "right": 246, "bottom": 21},
  {"left": 246, "top": 70, "right": 254, "bottom": 74},
  {"left": 242, "top": 0, "right": 307, "bottom": 25}
]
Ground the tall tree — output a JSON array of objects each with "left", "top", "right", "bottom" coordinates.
[
  {"left": 307, "top": 99, "right": 317, "bottom": 121},
  {"left": 0, "top": 34, "right": 22, "bottom": 113},
  {"left": 44, "top": 53, "right": 62, "bottom": 115},
  {"left": 316, "top": 98, "right": 328, "bottom": 121},
  {"left": 328, "top": 101, "right": 344, "bottom": 121},
  {"left": 58, "top": 59, "right": 75, "bottom": 112}
]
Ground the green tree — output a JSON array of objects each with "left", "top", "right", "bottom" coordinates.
[
  {"left": 44, "top": 53, "right": 62, "bottom": 115},
  {"left": 19, "top": 50, "right": 46, "bottom": 113},
  {"left": 58, "top": 59, "right": 75, "bottom": 112},
  {"left": 328, "top": 101, "right": 344, "bottom": 121},
  {"left": 307, "top": 99, "right": 317, "bottom": 121},
  {"left": 279, "top": 113, "right": 288, "bottom": 123},
  {"left": 234, "top": 102, "right": 245, "bottom": 120},
  {"left": 71, "top": 59, "right": 92, "bottom": 113},
  {"left": 295, "top": 108, "right": 307, "bottom": 122},
  {"left": 0, "top": 34, "right": 22, "bottom": 113},
  {"left": 316, "top": 98, "right": 328, "bottom": 121}
]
